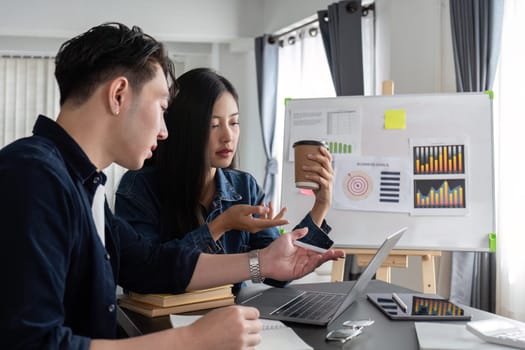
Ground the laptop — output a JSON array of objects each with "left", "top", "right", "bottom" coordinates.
[{"left": 240, "top": 227, "right": 406, "bottom": 326}]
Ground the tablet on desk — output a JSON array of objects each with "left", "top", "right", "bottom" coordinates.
[{"left": 367, "top": 292, "right": 471, "bottom": 321}]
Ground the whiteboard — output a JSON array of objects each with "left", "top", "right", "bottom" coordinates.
[{"left": 280, "top": 93, "right": 495, "bottom": 251}]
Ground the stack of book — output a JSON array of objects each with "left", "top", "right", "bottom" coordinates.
[{"left": 118, "top": 284, "right": 235, "bottom": 317}]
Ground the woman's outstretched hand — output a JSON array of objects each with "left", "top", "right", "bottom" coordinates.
[{"left": 208, "top": 204, "right": 289, "bottom": 240}]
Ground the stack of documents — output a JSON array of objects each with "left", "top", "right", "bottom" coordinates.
[{"left": 118, "top": 285, "right": 234, "bottom": 317}]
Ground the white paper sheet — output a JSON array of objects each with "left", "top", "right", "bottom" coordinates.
[
  {"left": 415, "top": 322, "right": 508, "bottom": 350},
  {"left": 333, "top": 154, "right": 410, "bottom": 213}
]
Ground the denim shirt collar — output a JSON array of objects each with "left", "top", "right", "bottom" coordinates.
[
  {"left": 214, "top": 168, "right": 242, "bottom": 202},
  {"left": 32, "top": 115, "right": 106, "bottom": 188}
]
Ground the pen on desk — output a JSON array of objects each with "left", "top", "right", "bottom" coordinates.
[{"left": 392, "top": 292, "right": 408, "bottom": 313}]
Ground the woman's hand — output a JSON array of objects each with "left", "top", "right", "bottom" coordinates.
[
  {"left": 208, "top": 204, "right": 289, "bottom": 240},
  {"left": 302, "top": 146, "right": 333, "bottom": 227}
]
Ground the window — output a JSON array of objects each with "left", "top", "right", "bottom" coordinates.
[
  {"left": 0, "top": 55, "right": 124, "bottom": 210},
  {"left": 273, "top": 25, "right": 336, "bottom": 206},
  {"left": 493, "top": 0, "right": 525, "bottom": 321},
  {"left": 273, "top": 13, "right": 376, "bottom": 207}
]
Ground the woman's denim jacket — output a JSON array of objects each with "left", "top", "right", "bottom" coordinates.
[{"left": 115, "top": 166, "right": 333, "bottom": 289}]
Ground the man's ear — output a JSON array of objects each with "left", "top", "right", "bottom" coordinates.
[{"left": 108, "top": 77, "right": 129, "bottom": 116}]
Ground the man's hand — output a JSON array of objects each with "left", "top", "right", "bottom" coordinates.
[
  {"left": 258, "top": 228, "right": 345, "bottom": 281},
  {"left": 184, "top": 306, "right": 262, "bottom": 350},
  {"left": 208, "top": 204, "right": 288, "bottom": 240}
]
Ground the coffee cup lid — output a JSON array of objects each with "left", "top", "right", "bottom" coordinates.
[{"left": 293, "top": 140, "right": 328, "bottom": 148}]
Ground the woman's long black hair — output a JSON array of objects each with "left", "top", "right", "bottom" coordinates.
[{"left": 153, "top": 68, "right": 239, "bottom": 241}]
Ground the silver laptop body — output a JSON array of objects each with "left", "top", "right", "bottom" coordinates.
[{"left": 240, "top": 227, "right": 406, "bottom": 326}]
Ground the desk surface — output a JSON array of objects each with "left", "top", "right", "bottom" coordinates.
[{"left": 121, "top": 280, "right": 495, "bottom": 349}]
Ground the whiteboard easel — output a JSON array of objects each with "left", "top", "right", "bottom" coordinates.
[
  {"left": 330, "top": 248, "right": 441, "bottom": 293},
  {"left": 281, "top": 92, "right": 495, "bottom": 291}
]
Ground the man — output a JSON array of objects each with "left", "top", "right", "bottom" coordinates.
[{"left": 0, "top": 23, "right": 343, "bottom": 350}]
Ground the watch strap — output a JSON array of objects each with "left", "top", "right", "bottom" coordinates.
[{"left": 248, "top": 249, "right": 264, "bottom": 283}]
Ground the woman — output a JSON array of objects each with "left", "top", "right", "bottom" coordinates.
[{"left": 115, "top": 68, "right": 334, "bottom": 289}]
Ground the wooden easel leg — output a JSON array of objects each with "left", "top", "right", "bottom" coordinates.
[
  {"left": 375, "top": 267, "right": 391, "bottom": 283},
  {"left": 421, "top": 255, "right": 437, "bottom": 294},
  {"left": 330, "top": 256, "right": 346, "bottom": 282}
]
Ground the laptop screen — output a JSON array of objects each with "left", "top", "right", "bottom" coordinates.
[{"left": 328, "top": 227, "right": 406, "bottom": 324}]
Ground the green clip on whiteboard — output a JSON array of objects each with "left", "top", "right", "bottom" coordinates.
[{"left": 280, "top": 93, "right": 495, "bottom": 251}]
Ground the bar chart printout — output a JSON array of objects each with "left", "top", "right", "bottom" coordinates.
[
  {"left": 329, "top": 141, "right": 352, "bottom": 154},
  {"left": 414, "top": 179, "right": 466, "bottom": 209},
  {"left": 413, "top": 145, "right": 465, "bottom": 175}
]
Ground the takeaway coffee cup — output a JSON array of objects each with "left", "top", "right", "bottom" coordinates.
[{"left": 293, "top": 140, "right": 328, "bottom": 190}]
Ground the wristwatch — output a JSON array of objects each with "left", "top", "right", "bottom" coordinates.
[{"left": 248, "top": 250, "right": 264, "bottom": 283}]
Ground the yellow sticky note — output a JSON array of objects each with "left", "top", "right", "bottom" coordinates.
[{"left": 384, "top": 110, "right": 406, "bottom": 129}]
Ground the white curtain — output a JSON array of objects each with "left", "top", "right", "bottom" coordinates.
[
  {"left": 361, "top": 9, "right": 375, "bottom": 96},
  {"left": 0, "top": 56, "right": 59, "bottom": 144},
  {"left": 0, "top": 56, "right": 125, "bottom": 210},
  {"left": 274, "top": 26, "right": 336, "bottom": 208},
  {"left": 493, "top": 0, "right": 525, "bottom": 321},
  {"left": 274, "top": 14, "right": 375, "bottom": 208}
]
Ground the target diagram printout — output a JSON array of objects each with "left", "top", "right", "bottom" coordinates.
[{"left": 333, "top": 155, "right": 410, "bottom": 213}]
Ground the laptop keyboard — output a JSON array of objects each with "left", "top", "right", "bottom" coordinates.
[{"left": 270, "top": 291, "right": 345, "bottom": 320}]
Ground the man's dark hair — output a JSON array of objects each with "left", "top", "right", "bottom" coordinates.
[{"left": 55, "top": 22, "right": 177, "bottom": 106}]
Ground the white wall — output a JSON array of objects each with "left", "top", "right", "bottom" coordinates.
[
  {"left": 259, "top": 0, "right": 335, "bottom": 33},
  {"left": 0, "top": 0, "right": 263, "bottom": 42},
  {"left": 384, "top": 0, "right": 456, "bottom": 94},
  {"left": 217, "top": 43, "right": 263, "bottom": 177}
]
